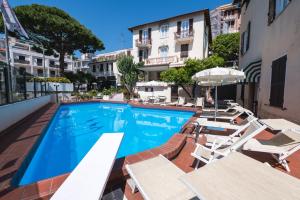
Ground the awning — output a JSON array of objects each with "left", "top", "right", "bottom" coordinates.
[{"left": 243, "top": 60, "right": 262, "bottom": 83}]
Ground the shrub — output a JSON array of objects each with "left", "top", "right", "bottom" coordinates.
[{"left": 30, "top": 77, "right": 71, "bottom": 83}]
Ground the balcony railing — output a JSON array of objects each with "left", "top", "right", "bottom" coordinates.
[
  {"left": 94, "top": 71, "right": 116, "bottom": 77},
  {"left": 174, "top": 30, "right": 194, "bottom": 44},
  {"left": 49, "top": 63, "right": 59, "bottom": 68},
  {"left": 223, "top": 15, "right": 236, "bottom": 21},
  {"left": 14, "top": 59, "right": 30, "bottom": 65},
  {"left": 135, "top": 39, "right": 152, "bottom": 48},
  {"left": 145, "top": 56, "right": 177, "bottom": 65}
]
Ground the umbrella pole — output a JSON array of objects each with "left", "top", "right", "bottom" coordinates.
[{"left": 215, "top": 86, "right": 218, "bottom": 121}]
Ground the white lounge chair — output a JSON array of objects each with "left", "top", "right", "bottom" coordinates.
[
  {"left": 167, "top": 97, "right": 186, "bottom": 106},
  {"left": 195, "top": 115, "right": 257, "bottom": 131},
  {"left": 243, "top": 129, "right": 300, "bottom": 172},
  {"left": 202, "top": 116, "right": 258, "bottom": 147},
  {"left": 183, "top": 97, "right": 206, "bottom": 107},
  {"left": 191, "top": 120, "right": 267, "bottom": 167},
  {"left": 200, "top": 108, "right": 253, "bottom": 122},
  {"left": 125, "top": 155, "right": 196, "bottom": 200},
  {"left": 181, "top": 152, "right": 300, "bottom": 200}
]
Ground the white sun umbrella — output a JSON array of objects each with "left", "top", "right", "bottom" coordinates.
[{"left": 192, "top": 67, "right": 245, "bottom": 120}]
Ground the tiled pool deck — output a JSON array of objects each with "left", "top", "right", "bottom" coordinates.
[{"left": 0, "top": 101, "right": 299, "bottom": 200}]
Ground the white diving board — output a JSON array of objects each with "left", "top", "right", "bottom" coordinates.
[{"left": 51, "top": 132, "right": 124, "bottom": 200}]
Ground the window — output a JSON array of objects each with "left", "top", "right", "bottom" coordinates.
[
  {"left": 139, "top": 29, "right": 151, "bottom": 44},
  {"left": 50, "top": 71, "right": 55, "bottom": 77},
  {"left": 160, "top": 24, "right": 169, "bottom": 38},
  {"left": 19, "top": 55, "right": 25, "bottom": 61},
  {"left": 92, "top": 65, "right": 96, "bottom": 72},
  {"left": 159, "top": 46, "right": 168, "bottom": 58},
  {"left": 110, "top": 63, "right": 113, "bottom": 72},
  {"left": 181, "top": 20, "right": 189, "bottom": 37},
  {"left": 100, "top": 64, "right": 104, "bottom": 71},
  {"left": 276, "top": 0, "right": 290, "bottom": 16},
  {"left": 240, "top": 21, "right": 251, "bottom": 55},
  {"left": 37, "top": 69, "right": 43, "bottom": 76},
  {"left": 268, "top": 0, "right": 291, "bottom": 24},
  {"left": 37, "top": 58, "right": 43, "bottom": 66},
  {"left": 269, "top": 55, "right": 287, "bottom": 107},
  {"left": 180, "top": 44, "right": 189, "bottom": 58},
  {"left": 138, "top": 49, "right": 148, "bottom": 62}
]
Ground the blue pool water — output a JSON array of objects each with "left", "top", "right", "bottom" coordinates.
[{"left": 18, "top": 102, "right": 194, "bottom": 186}]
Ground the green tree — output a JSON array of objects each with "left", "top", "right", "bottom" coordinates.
[
  {"left": 161, "top": 56, "right": 224, "bottom": 98},
  {"left": 161, "top": 67, "right": 192, "bottom": 97},
  {"left": 117, "top": 55, "right": 141, "bottom": 98},
  {"left": 63, "top": 71, "right": 96, "bottom": 91},
  {"left": 211, "top": 33, "right": 240, "bottom": 62},
  {"left": 0, "top": 4, "right": 104, "bottom": 73}
]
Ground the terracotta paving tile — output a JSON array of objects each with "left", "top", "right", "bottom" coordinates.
[
  {"left": 21, "top": 180, "right": 52, "bottom": 200},
  {"left": 0, "top": 104, "right": 58, "bottom": 200},
  {"left": 49, "top": 174, "right": 69, "bottom": 193}
]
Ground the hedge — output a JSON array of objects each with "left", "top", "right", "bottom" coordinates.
[{"left": 30, "top": 77, "right": 71, "bottom": 83}]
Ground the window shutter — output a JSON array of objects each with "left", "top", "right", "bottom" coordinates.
[
  {"left": 240, "top": 32, "right": 245, "bottom": 55},
  {"left": 246, "top": 22, "right": 251, "bottom": 51},
  {"left": 148, "top": 28, "right": 152, "bottom": 41},
  {"left": 268, "top": 0, "right": 276, "bottom": 24},
  {"left": 189, "top": 18, "right": 193, "bottom": 35},
  {"left": 177, "top": 21, "right": 181, "bottom": 34},
  {"left": 270, "top": 55, "right": 287, "bottom": 107},
  {"left": 139, "top": 30, "right": 142, "bottom": 41}
]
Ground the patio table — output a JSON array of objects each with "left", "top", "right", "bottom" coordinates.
[{"left": 259, "top": 119, "right": 300, "bottom": 131}]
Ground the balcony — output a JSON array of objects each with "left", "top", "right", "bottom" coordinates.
[
  {"left": 174, "top": 30, "right": 194, "bottom": 44},
  {"left": 94, "top": 71, "right": 116, "bottom": 77},
  {"left": 135, "top": 39, "right": 152, "bottom": 49},
  {"left": 223, "top": 15, "right": 236, "bottom": 21},
  {"left": 14, "top": 59, "right": 30, "bottom": 65},
  {"left": 145, "top": 56, "right": 177, "bottom": 66},
  {"left": 49, "top": 63, "right": 60, "bottom": 68}
]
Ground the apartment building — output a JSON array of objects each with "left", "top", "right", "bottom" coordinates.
[
  {"left": 73, "top": 53, "right": 94, "bottom": 73},
  {"left": 87, "top": 48, "right": 132, "bottom": 88},
  {"left": 210, "top": 3, "right": 241, "bottom": 39},
  {"left": 0, "top": 38, "right": 74, "bottom": 77},
  {"left": 234, "top": 0, "right": 300, "bottom": 123},
  {"left": 129, "top": 9, "right": 211, "bottom": 82}
]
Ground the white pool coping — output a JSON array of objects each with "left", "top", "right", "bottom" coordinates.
[{"left": 51, "top": 132, "right": 124, "bottom": 200}]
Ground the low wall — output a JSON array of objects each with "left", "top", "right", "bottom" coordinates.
[{"left": 0, "top": 95, "right": 53, "bottom": 133}]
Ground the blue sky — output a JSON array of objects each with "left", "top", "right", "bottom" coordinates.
[{"left": 10, "top": 0, "right": 231, "bottom": 54}]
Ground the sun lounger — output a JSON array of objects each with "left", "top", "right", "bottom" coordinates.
[
  {"left": 191, "top": 120, "right": 267, "bottom": 167},
  {"left": 195, "top": 115, "right": 256, "bottom": 131},
  {"left": 181, "top": 152, "right": 300, "bottom": 200},
  {"left": 125, "top": 155, "right": 196, "bottom": 200},
  {"left": 243, "top": 129, "right": 300, "bottom": 172},
  {"left": 200, "top": 108, "right": 253, "bottom": 122},
  {"left": 202, "top": 116, "right": 258, "bottom": 146},
  {"left": 167, "top": 97, "right": 186, "bottom": 106}
]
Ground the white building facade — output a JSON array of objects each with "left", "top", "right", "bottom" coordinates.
[
  {"left": 235, "top": 0, "right": 300, "bottom": 123},
  {"left": 87, "top": 49, "right": 132, "bottom": 87},
  {"left": 129, "top": 9, "right": 211, "bottom": 82},
  {"left": 0, "top": 38, "right": 74, "bottom": 77},
  {"left": 128, "top": 9, "right": 211, "bottom": 101}
]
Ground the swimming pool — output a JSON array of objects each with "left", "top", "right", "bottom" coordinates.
[{"left": 18, "top": 102, "right": 194, "bottom": 186}]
